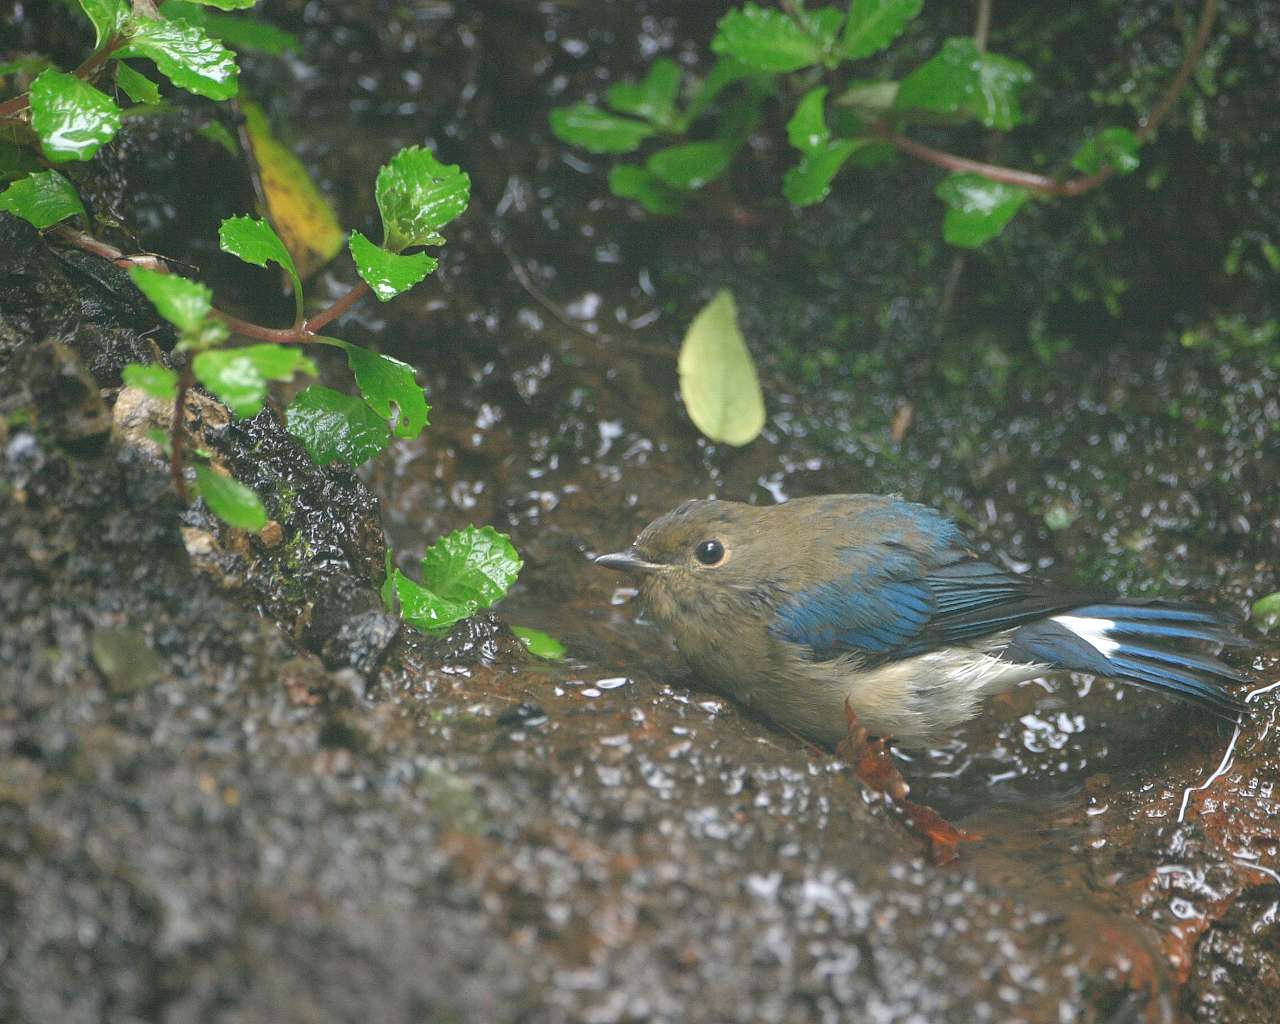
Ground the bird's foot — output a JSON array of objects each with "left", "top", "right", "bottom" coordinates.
[{"left": 838, "top": 700, "right": 979, "bottom": 865}]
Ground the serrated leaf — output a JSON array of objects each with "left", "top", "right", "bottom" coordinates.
[
  {"left": 935, "top": 173, "right": 1030, "bottom": 247},
  {"left": 349, "top": 229, "right": 437, "bottom": 301},
  {"left": 375, "top": 145, "right": 471, "bottom": 253},
  {"left": 285, "top": 385, "right": 391, "bottom": 466},
  {"left": 1071, "top": 127, "right": 1141, "bottom": 176},
  {"left": 77, "top": 0, "right": 129, "bottom": 48},
  {"left": 160, "top": 1, "right": 301, "bottom": 54},
  {"left": 608, "top": 165, "right": 683, "bottom": 214},
  {"left": 339, "top": 342, "right": 430, "bottom": 438},
  {"left": 240, "top": 102, "right": 342, "bottom": 281},
  {"left": 711, "top": 3, "right": 825, "bottom": 72},
  {"left": 118, "top": 17, "right": 239, "bottom": 101},
  {"left": 390, "top": 569, "right": 475, "bottom": 633},
  {"left": 783, "top": 86, "right": 859, "bottom": 206},
  {"left": 219, "top": 215, "right": 303, "bottom": 315},
  {"left": 30, "top": 69, "right": 122, "bottom": 162},
  {"left": 607, "top": 58, "right": 682, "bottom": 126},
  {"left": 192, "top": 343, "right": 317, "bottom": 417},
  {"left": 677, "top": 289, "right": 765, "bottom": 446},
  {"left": 549, "top": 103, "right": 655, "bottom": 155},
  {"left": 787, "top": 85, "right": 832, "bottom": 151},
  {"left": 896, "top": 37, "right": 1033, "bottom": 130},
  {"left": 0, "top": 170, "right": 88, "bottom": 228},
  {"left": 194, "top": 465, "right": 266, "bottom": 531},
  {"left": 115, "top": 62, "right": 162, "bottom": 105},
  {"left": 511, "top": 626, "right": 565, "bottom": 660},
  {"left": 840, "top": 0, "right": 922, "bottom": 60},
  {"left": 420, "top": 525, "right": 522, "bottom": 608},
  {"left": 122, "top": 362, "right": 178, "bottom": 401},
  {"left": 646, "top": 140, "right": 734, "bottom": 191},
  {"left": 128, "top": 267, "right": 213, "bottom": 333}
]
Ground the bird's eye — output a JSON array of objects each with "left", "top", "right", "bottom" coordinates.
[{"left": 694, "top": 539, "right": 726, "bottom": 567}]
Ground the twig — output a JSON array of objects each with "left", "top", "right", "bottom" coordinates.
[
  {"left": 973, "top": 0, "right": 992, "bottom": 52},
  {"left": 50, "top": 226, "right": 169, "bottom": 271}
]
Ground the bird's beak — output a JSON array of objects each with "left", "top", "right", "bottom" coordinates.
[{"left": 593, "top": 549, "right": 664, "bottom": 574}]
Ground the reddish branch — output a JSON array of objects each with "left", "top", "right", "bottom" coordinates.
[{"left": 880, "top": 0, "right": 1218, "bottom": 197}]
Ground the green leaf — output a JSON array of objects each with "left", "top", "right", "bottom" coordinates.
[
  {"left": 646, "top": 140, "right": 734, "bottom": 191},
  {"left": 511, "top": 626, "right": 566, "bottom": 660},
  {"left": 1253, "top": 592, "right": 1280, "bottom": 632},
  {"left": 339, "top": 343, "right": 430, "bottom": 438},
  {"left": 0, "top": 170, "right": 88, "bottom": 228},
  {"left": 160, "top": 2, "right": 301, "bottom": 54},
  {"left": 895, "top": 37, "right": 1033, "bottom": 130},
  {"left": 1071, "top": 127, "right": 1141, "bottom": 176},
  {"left": 192, "top": 343, "right": 317, "bottom": 418},
  {"left": 197, "top": 120, "right": 238, "bottom": 156},
  {"left": 391, "top": 525, "right": 523, "bottom": 634},
  {"left": 608, "top": 165, "right": 684, "bottom": 214},
  {"left": 375, "top": 145, "right": 470, "bottom": 252},
  {"left": 548, "top": 103, "right": 655, "bottom": 155},
  {"left": 219, "top": 215, "right": 303, "bottom": 318},
  {"left": 607, "top": 58, "right": 682, "bottom": 126},
  {"left": 420, "top": 525, "right": 522, "bottom": 609},
  {"left": 840, "top": 0, "right": 922, "bottom": 60},
  {"left": 122, "top": 362, "right": 178, "bottom": 401},
  {"left": 0, "top": 142, "right": 43, "bottom": 183},
  {"left": 836, "top": 79, "right": 899, "bottom": 111},
  {"left": 935, "top": 173, "right": 1030, "bottom": 247},
  {"left": 783, "top": 86, "right": 859, "bottom": 206},
  {"left": 683, "top": 57, "right": 756, "bottom": 125},
  {"left": 285, "top": 385, "right": 392, "bottom": 466},
  {"left": 380, "top": 547, "right": 396, "bottom": 611},
  {"left": 349, "top": 229, "right": 437, "bottom": 301},
  {"left": 711, "top": 3, "right": 825, "bottom": 73},
  {"left": 30, "top": 69, "right": 122, "bottom": 163},
  {"left": 118, "top": 17, "right": 239, "bottom": 100},
  {"left": 77, "top": 0, "right": 129, "bottom": 48},
  {"left": 115, "top": 62, "right": 162, "bottom": 105},
  {"left": 183, "top": 0, "right": 257, "bottom": 9},
  {"left": 194, "top": 465, "right": 267, "bottom": 531},
  {"left": 128, "top": 267, "right": 212, "bottom": 333},
  {"left": 677, "top": 289, "right": 765, "bottom": 446}
]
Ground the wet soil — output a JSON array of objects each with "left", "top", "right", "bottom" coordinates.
[{"left": 3, "top": 2, "right": 1279, "bottom": 1022}]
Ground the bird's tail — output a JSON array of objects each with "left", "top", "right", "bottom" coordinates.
[{"left": 1005, "top": 600, "right": 1251, "bottom": 718}]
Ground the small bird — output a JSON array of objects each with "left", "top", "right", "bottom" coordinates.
[{"left": 595, "top": 495, "right": 1250, "bottom": 749}]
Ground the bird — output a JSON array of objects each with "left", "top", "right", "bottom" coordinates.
[{"left": 594, "top": 494, "right": 1250, "bottom": 751}]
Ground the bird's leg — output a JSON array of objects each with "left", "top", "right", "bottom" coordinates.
[{"left": 838, "top": 699, "right": 979, "bottom": 865}]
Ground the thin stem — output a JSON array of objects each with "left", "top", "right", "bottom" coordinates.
[
  {"left": 973, "top": 0, "right": 992, "bottom": 52},
  {"left": 170, "top": 362, "right": 193, "bottom": 502},
  {"left": 1138, "top": 0, "right": 1216, "bottom": 142},
  {"left": 302, "top": 281, "right": 371, "bottom": 334},
  {"left": 50, "top": 226, "right": 168, "bottom": 270}
]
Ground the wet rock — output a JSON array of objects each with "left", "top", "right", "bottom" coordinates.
[{"left": 321, "top": 610, "right": 400, "bottom": 679}]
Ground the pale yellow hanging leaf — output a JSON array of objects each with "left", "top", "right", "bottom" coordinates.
[
  {"left": 677, "top": 289, "right": 765, "bottom": 446},
  {"left": 241, "top": 100, "right": 343, "bottom": 281}
]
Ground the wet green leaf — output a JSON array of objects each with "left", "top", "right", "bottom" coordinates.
[
  {"left": 782, "top": 86, "right": 859, "bottom": 206},
  {"left": 840, "top": 0, "right": 922, "bottom": 60},
  {"left": 118, "top": 17, "right": 240, "bottom": 101},
  {"left": 836, "top": 79, "right": 899, "bottom": 111},
  {"left": 115, "top": 62, "right": 162, "bottom": 105},
  {"left": 219, "top": 215, "right": 303, "bottom": 316},
  {"left": 128, "top": 267, "right": 213, "bottom": 333},
  {"left": 122, "top": 362, "right": 178, "bottom": 401},
  {"left": 193, "top": 343, "right": 317, "bottom": 418},
  {"left": 285, "top": 385, "right": 391, "bottom": 466},
  {"left": 420, "top": 525, "right": 522, "bottom": 609},
  {"left": 1072, "top": 127, "right": 1141, "bottom": 176},
  {"left": 712, "top": 3, "right": 825, "bottom": 72},
  {"left": 935, "top": 173, "right": 1030, "bottom": 247},
  {"left": 0, "top": 170, "right": 87, "bottom": 228},
  {"left": 511, "top": 626, "right": 566, "bottom": 660},
  {"left": 77, "top": 0, "right": 129, "bottom": 48},
  {"left": 607, "top": 58, "right": 682, "bottom": 126},
  {"left": 30, "top": 69, "right": 122, "bottom": 162},
  {"left": 375, "top": 145, "right": 470, "bottom": 252},
  {"left": 549, "top": 103, "right": 655, "bottom": 154},
  {"left": 0, "top": 142, "right": 43, "bottom": 183},
  {"left": 608, "top": 165, "right": 684, "bottom": 214},
  {"left": 161, "top": 2, "right": 301, "bottom": 54},
  {"left": 349, "top": 229, "right": 437, "bottom": 301},
  {"left": 197, "top": 119, "right": 238, "bottom": 155},
  {"left": 340, "top": 343, "right": 430, "bottom": 438},
  {"left": 896, "top": 37, "right": 1033, "bottom": 130},
  {"left": 677, "top": 289, "right": 765, "bottom": 446},
  {"left": 194, "top": 465, "right": 266, "bottom": 531},
  {"left": 646, "top": 140, "right": 734, "bottom": 191},
  {"left": 389, "top": 569, "right": 475, "bottom": 633},
  {"left": 1253, "top": 592, "right": 1280, "bottom": 631}
]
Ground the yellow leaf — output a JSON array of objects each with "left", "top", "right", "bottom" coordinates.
[
  {"left": 241, "top": 100, "right": 342, "bottom": 281},
  {"left": 677, "top": 289, "right": 765, "bottom": 446}
]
